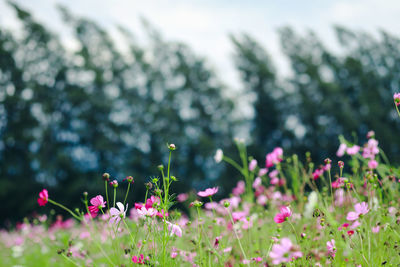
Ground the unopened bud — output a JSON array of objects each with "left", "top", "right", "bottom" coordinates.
[
  {"left": 102, "top": 172, "right": 110, "bottom": 181},
  {"left": 338, "top": 161, "right": 344, "bottom": 168},
  {"left": 168, "top": 144, "right": 176, "bottom": 151},
  {"left": 223, "top": 201, "right": 230, "bottom": 208}
]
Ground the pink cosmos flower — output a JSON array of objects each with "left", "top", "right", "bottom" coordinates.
[
  {"left": 346, "top": 145, "right": 360, "bottom": 155},
  {"left": 394, "top": 92, "right": 400, "bottom": 106},
  {"left": 372, "top": 226, "right": 380, "bottom": 233},
  {"left": 38, "top": 189, "right": 49, "bottom": 206},
  {"left": 232, "top": 181, "right": 245, "bottom": 196},
  {"left": 258, "top": 168, "right": 268, "bottom": 176},
  {"left": 252, "top": 177, "right": 262, "bottom": 188},
  {"left": 177, "top": 193, "right": 188, "bottom": 202},
  {"left": 166, "top": 221, "right": 183, "bottom": 237},
  {"left": 266, "top": 147, "right": 283, "bottom": 167},
  {"left": 109, "top": 202, "right": 127, "bottom": 225},
  {"left": 88, "top": 195, "right": 106, "bottom": 218},
  {"left": 198, "top": 187, "right": 219, "bottom": 197},
  {"left": 137, "top": 207, "right": 157, "bottom": 218},
  {"left": 336, "top": 143, "right": 347, "bottom": 157},
  {"left": 346, "top": 202, "right": 369, "bottom": 221},
  {"left": 326, "top": 239, "right": 336, "bottom": 258},
  {"left": 132, "top": 254, "right": 144, "bottom": 264},
  {"left": 249, "top": 159, "right": 258, "bottom": 171},
  {"left": 274, "top": 206, "right": 292, "bottom": 223},
  {"left": 332, "top": 177, "right": 346, "bottom": 189},
  {"left": 145, "top": 196, "right": 160, "bottom": 209},
  {"left": 269, "top": 238, "right": 302, "bottom": 265},
  {"left": 368, "top": 159, "right": 378, "bottom": 169}
]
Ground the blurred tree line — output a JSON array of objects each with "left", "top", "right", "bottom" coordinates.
[{"left": 1, "top": 3, "right": 399, "bottom": 224}]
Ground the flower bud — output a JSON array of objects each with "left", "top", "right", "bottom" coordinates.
[
  {"left": 126, "top": 176, "right": 134, "bottom": 184},
  {"left": 168, "top": 144, "right": 176, "bottom": 151},
  {"left": 102, "top": 172, "right": 110, "bottom": 181},
  {"left": 223, "top": 201, "right": 230, "bottom": 208},
  {"left": 338, "top": 161, "right": 344, "bottom": 168}
]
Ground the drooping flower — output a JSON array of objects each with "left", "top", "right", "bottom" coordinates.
[
  {"left": 109, "top": 202, "right": 127, "bottom": 225},
  {"left": 394, "top": 92, "right": 400, "bottom": 106},
  {"left": 346, "top": 202, "right": 369, "bottom": 221},
  {"left": 88, "top": 195, "right": 106, "bottom": 218},
  {"left": 214, "top": 149, "right": 223, "bottom": 163},
  {"left": 326, "top": 239, "right": 336, "bottom": 258},
  {"left": 269, "top": 237, "right": 302, "bottom": 265},
  {"left": 166, "top": 221, "right": 183, "bottom": 237},
  {"left": 132, "top": 254, "right": 144, "bottom": 264},
  {"left": 274, "top": 206, "right": 292, "bottom": 223},
  {"left": 198, "top": 187, "right": 219, "bottom": 197},
  {"left": 37, "top": 189, "right": 48, "bottom": 206}
]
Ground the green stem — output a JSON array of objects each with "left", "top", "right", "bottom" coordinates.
[
  {"left": 61, "top": 253, "right": 82, "bottom": 267},
  {"left": 105, "top": 181, "right": 110, "bottom": 211},
  {"left": 223, "top": 156, "right": 244, "bottom": 175},
  {"left": 287, "top": 220, "right": 300, "bottom": 244},
  {"left": 227, "top": 208, "right": 250, "bottom": 267},
  {"left": 113, "top": 187, "right": 116, "bottom": 208},
  {"left": 395, "top": 104, "right": 400, "bottom": 118},
  {"left": 47, "top": 199, "right": 81, "bottom": 221},
  {"left": 123, "top": 183, "right": 131, "bottom": 206},
  {"left": 328, "top": 169, "right": 334, "bottom": 207},
  {"left": 123, "top": 219, "right": 135, "bottom": 246}
]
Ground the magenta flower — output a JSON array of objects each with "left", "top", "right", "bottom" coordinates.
[
  {"left": 266, "top": 147, "right": 283, "bottom": 167},
  {"left": 312, "top": 168, "right": 324, "bottom": 180},
  {"left": 177, "top": 193, "right": 188, "bottom": 202},
  {"left": 88, "top": 195, "right": 106, "bottom": 218},
  {"left": 346, "top": 202, "right": 369, "bottom": 221},
  {"left": 269, "top": 238, "right": 302, "bottom": 265},
  {"left": 394, "top": 92, "right": 400, "bottom": 106},
  {"left": 132, "top": 254, "right": 144, "bottom": 264},
  {"left": 326, "top": 239, "right": 336, "bottom": 258},
  {"left": 198, "top": 187, "right": 219, "bottom": 197},
  {"left": 274, "top": 206, "right": 292, "bottom": 223},
  {"left": 109, "top": 202, "right": 127, "bottom": 225},
  {"left": 37, "top": 189, "right": 48, "bottom": 206}
]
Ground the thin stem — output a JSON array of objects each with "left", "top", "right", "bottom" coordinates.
[
  {"left": 113, "top": 187, "right": 116, "bottom": 208},
  {"left": 105, "top": 181, "right": 110, "bottom": 211},
  {"left": 227, "top": 208, "right": 250, "bottom": 267},
  {"left": 395, "top": 104, "right": 400, "bottom": 118},
  {"left": 327, "top": 169, "right": 334, "bottom": 207},
  {"left": 123, "top": 219, "right": 135, "bottom": 246},
  {"left": 123, "top": 183, "right": 131, "bottom": 206},
  {"left": 287, "top": 220, "right": 300, "bottom": 244},
  {"left": 223, "top": 156, "right": 244, "bottom": 175},
  {"left": 61, "top": 253, "right": 82, "bottom": 267},
  {"left": 47, "top": 199, "right": 81, "bottom": 221}
]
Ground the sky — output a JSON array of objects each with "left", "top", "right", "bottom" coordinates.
[{"left": 1, "top": 0, "right": 400, "bottom": 90}]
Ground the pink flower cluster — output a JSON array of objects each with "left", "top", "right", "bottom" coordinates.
[
  {"left": 346, "top": 202, "right": 369, "bottom": 221},
  {"left": 266, "top": 147, "right": 283, "bottom": 168}
]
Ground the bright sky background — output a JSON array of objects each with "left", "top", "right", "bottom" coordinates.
[{"left": 1, "top": 0, "right": 400, "bottom": 90}]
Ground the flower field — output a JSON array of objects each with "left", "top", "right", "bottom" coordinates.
[{"left": 1, "top": 96, "right": 400, "bottom": 266}]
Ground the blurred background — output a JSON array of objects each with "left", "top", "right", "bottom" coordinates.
[{"left": 1, "top": 0, "right": 400, "bottom": 226}]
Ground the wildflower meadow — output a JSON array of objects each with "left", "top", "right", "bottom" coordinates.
[{"left": 2, "top": 95, "right": 400, "bottom": 266}]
